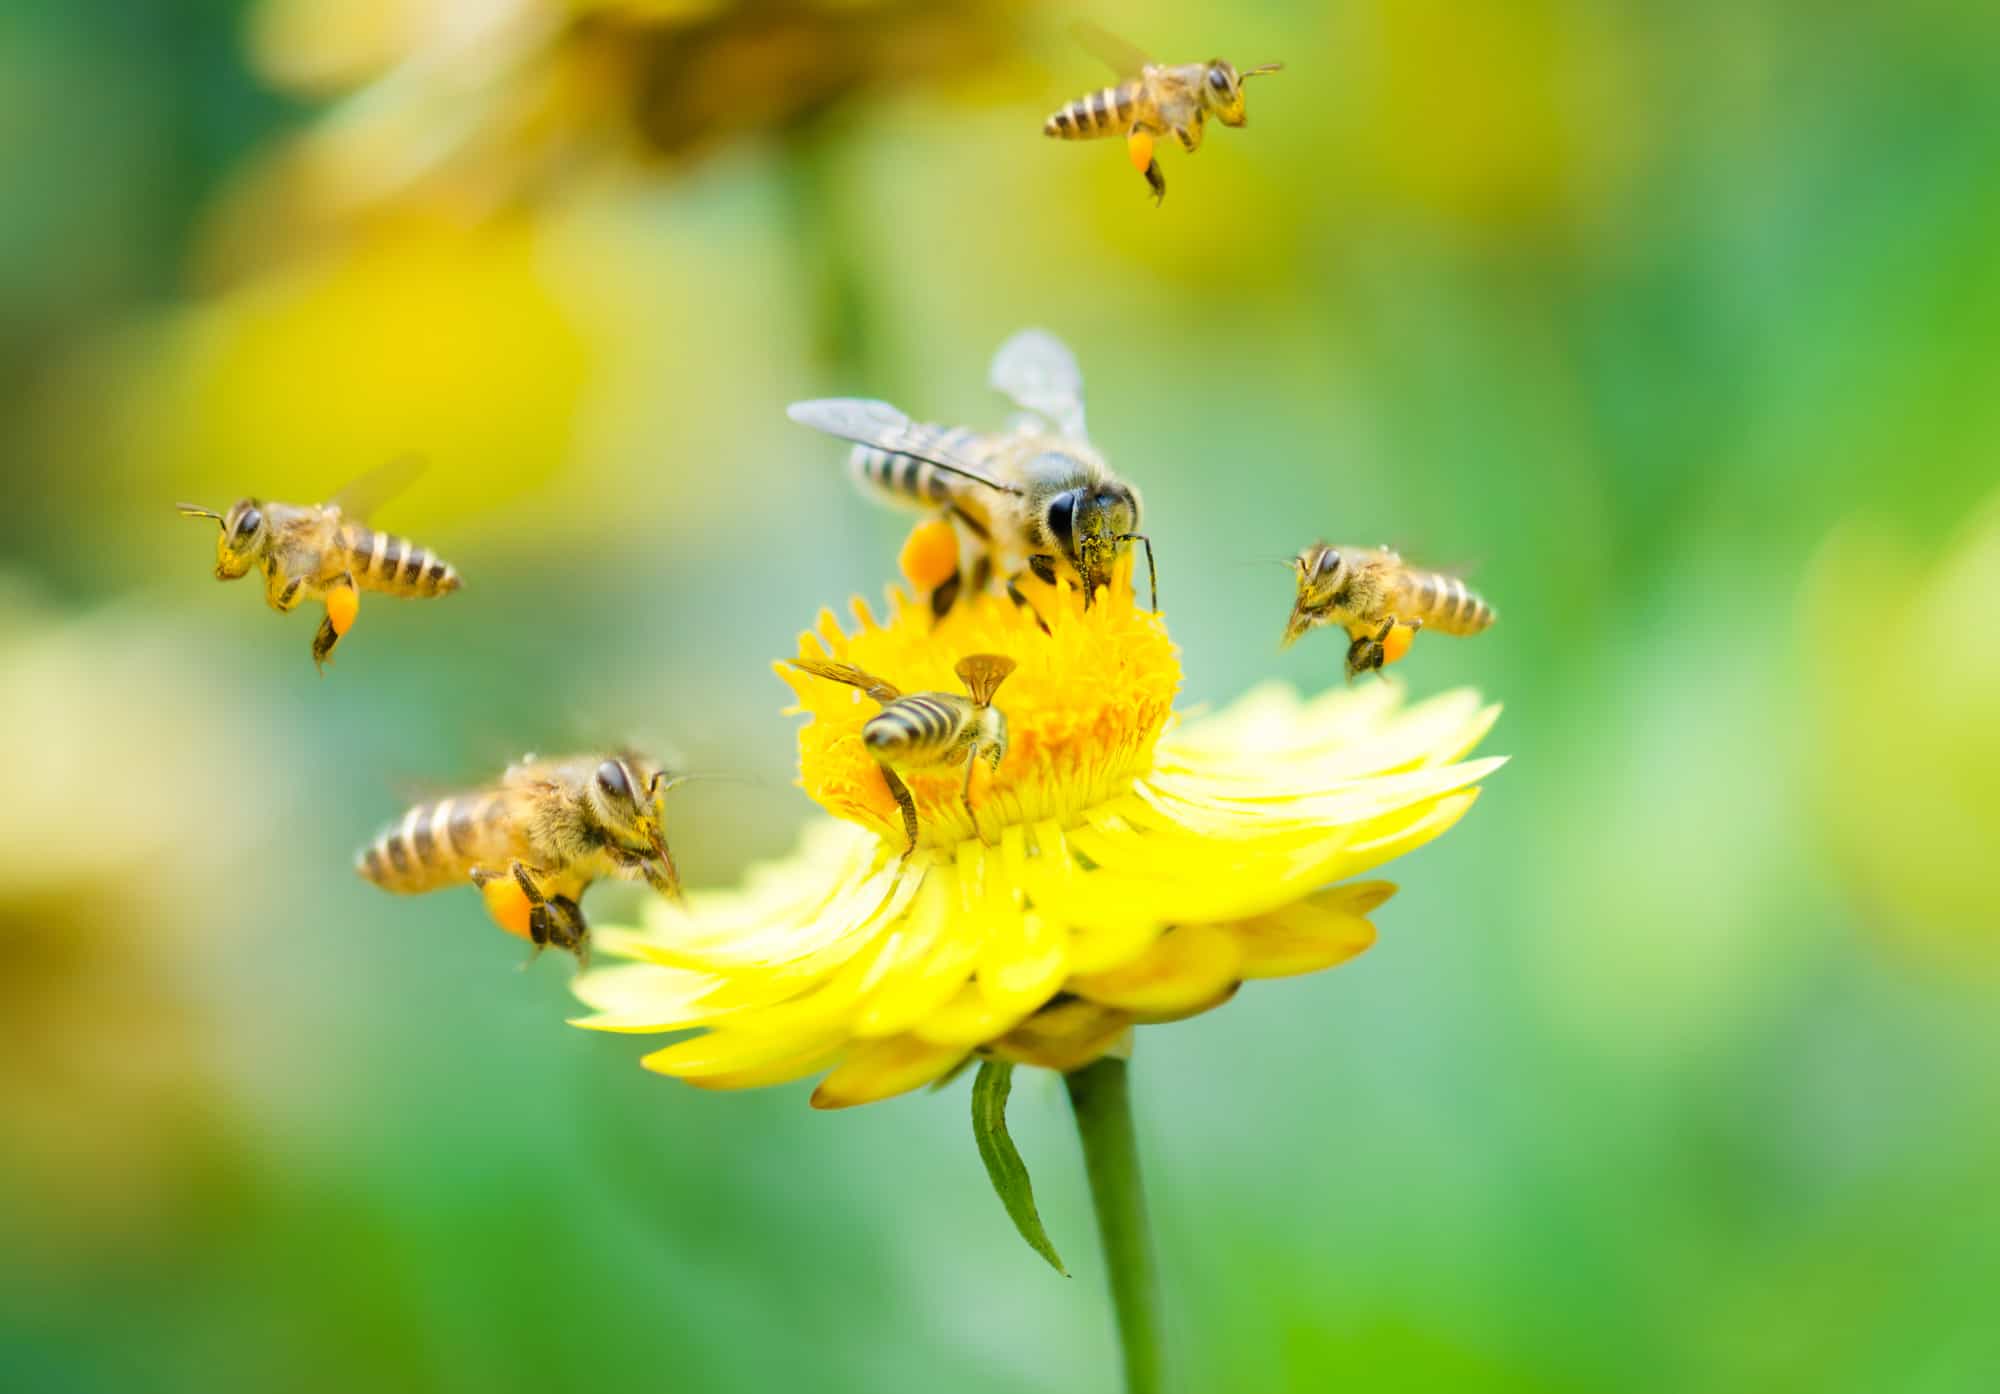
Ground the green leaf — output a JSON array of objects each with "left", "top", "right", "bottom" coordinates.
[{"left": 971, "top": 1060, "right": 1068, "bottom": 1276}]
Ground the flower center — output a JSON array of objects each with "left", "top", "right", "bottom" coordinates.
[{"left": 783, "top": 575, "right": 1181, "bottom": 852}]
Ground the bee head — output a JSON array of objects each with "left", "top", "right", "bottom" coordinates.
[
  {"left": 178, "top": 497, "right": 266, "bottom": 580},
  {"left": 1203, "top": 59, "right": 1281, "bottom": 126},
  {"left": 1047, "top": 483, "right": 1142, "bottom": 608},
  {"left": 589, "top": 754, "right": 682, "bottom": 900},
  {"left": 1282, "top": 542, "right": 1344, "bottom": 648}
]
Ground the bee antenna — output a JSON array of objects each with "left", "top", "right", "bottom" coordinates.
[
  {"left": 1114, "top": 533, "right": 1158, "bottom": 613},
  {"left": 1242, "top": 63, "right": 1284, "bottom": 78},
  {"left": 176, "top": 503, "right": 224, "bottom": 525}
]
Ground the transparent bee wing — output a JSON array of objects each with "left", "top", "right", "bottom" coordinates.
[
  {"left": 988, "top": 330, "right": 1088, "bottom": 441},
  {"left": 327, "top": 453, "right": 427, "bottom": 522},
  {"left": 786, "top": 398, "right": 1021, "bottom": 495},
  {"left": 787, "top": 656, "right": 903, "bottom": 704},
  {"left": 1071, "top": 21, "right": 1153, "bottom": 77}
]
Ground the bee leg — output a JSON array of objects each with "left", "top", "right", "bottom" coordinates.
[
  {"left": 1005, "top": 573, "right": 1053, "bottom": 635},
  {"left": 269, "top": 572, "right": 306, "bottom": 613},
  {"left": 929, "top": 568, "right": 963, "bottom": 623},
  {"left": 960, "top": 752, "right": 983, "bottom": 845},
  {"left": 877, "top": 763, "right": 920, "bottom": 859},
  {"left": 507, "top": 861, "right": 553, "bottom": 955},
  {"left": 1142, "top": 157, "right": 1166, "bottom": 205},
  {"left": 1344, "top": 619, "right": 1396, "bottom": 682},
  {"left": 311, "top": 573, "right": 358, "bottom": 673},
  {"left": 545, "top": 896, "right": 590, "bottom": 969}
]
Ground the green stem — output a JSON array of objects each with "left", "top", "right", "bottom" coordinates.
[{"left": 1067, "top": 1056, "right": 1165, "bottom": 1394}]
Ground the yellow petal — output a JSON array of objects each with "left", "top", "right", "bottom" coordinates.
[
  {"left": 810, "top": 1036, "right": 970, "bottom": 1109},
  {"left": 641, "top": 1027, "right": 845, "bottom": 1083},
  {"left": 1068, "top": 924, "right": 1246, "bottom": 1013},
  {"left": 990, "top": 1000, "right": 1133, "bottom": 1072},
  {"left": 1230, "top": 885, "right": 1384, "bottom": 979}
]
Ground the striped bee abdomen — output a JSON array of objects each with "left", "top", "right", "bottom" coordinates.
[
  {"left": 339, "top": 523, "right": 462, "bottom": 599},
  {"left": 863, "top": 695, "right": 973, "bottom": 764},
  {"left": 1044, "top": 82, "right": 1142, "bottom": 139},
  {"left": 847, "top": 425, "right": 977, "bottom": 511},
  {"left": 1396, "top": 571, "right": 1496, "bottom": 637},
  {"left": 356, "top": 795, "right": 510, "bottom": 894}
]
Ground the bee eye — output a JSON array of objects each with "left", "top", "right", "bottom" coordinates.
[
  {"left": 1317, "top": 550, "right": 1341, "bottom": 578},
  {"left": 1046, "top": 492, "right": 1077, "bottom": 550},
  {"left": 1209, "top": 68, "right": 1230, "bottom": 92},
  {"left": 232, "top": 508, "right": 262, "bottom": 542},
  {"left": 595, "top": 760, "right": 631, "bottom": 802}
]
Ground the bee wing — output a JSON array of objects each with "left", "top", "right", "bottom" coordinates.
[
  {"left": 954, "top": 653, "right": 1017, "bottom": 706},
  {"left": 787, "top": 656, "right": 904, "bottom": 704},
  {"left": 1071, "top": 21, "right": 1153, "bottom": 77},
  {"left": 988, "top": 330, "right": 1088, "bottom": 441},
  {"left": 327, "top": 453, "right": 427, "bottom": 522},
  {"left": 786, "top": 398, "right": 1022, "bottom": 495}
]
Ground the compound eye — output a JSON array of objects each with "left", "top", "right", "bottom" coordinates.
[
  {"left": 1209, "top": 68, "right": 1231, "bottom": 92},
  {"left": 595, "top": 760, "right": 631, "bottom": 802},
  {"left": 1316, "top": 549, "right": 1341, "bottom": 579},
  {"left": 232, "top": 508, "right": 262, "bottom": 542},
  {"left": 1046, "top": 492, "right": 1077, "bottom": 550}
]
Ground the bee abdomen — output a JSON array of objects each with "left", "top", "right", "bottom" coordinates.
[
  {"left": 848, "top": 425, "right": 973, "bottom": 509},
  {"left": 1402, "top": 572, "right": 1496, "bottom": 637},
  {"left": 342, "top": 524, "right": 462, "bottom": 599},
  {"left": 1044, "top": 83, "right": 1140, "bottom": 139},
  {"left": 356, "top": 796, "right": 498, "bottom": 894},
  {"left": 865, "top": 695, "right": 968, "bottom": 764}
]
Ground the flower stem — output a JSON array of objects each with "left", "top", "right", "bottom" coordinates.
[{"left": 1067, "top": 1056, "right": 1165, "bottom": 1394}]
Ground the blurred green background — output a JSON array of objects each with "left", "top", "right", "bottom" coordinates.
[{"left": 5, "top": 1, "right": 1999, "bottom": 1390}]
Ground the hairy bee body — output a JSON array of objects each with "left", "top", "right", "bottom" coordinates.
[
  {"left": 1042, "top": 46, "right": 1281, "bottom": 201},
  {"left": 356, "top": 752, "right": 682, "bottom": 962},
  {"left": 791, "top": 331, "right": 1154, "bottom": 618},
  {"left": 1043, "top": 79, "right": 1151, "bottom": 140},
  {"left": 1388, "top": 567, "right": 1495, "bottom": 638},
  {"left": 180, "top": 479, "right": 461, "bottom": 670},
  {"left": 864, "top": 692, "right": 992, "bottom": 767},
  {"left": 329, "top": 517, "right": 462, "bottom": 599},
  {"left": 1284, "top": 543, "right": 1495, "bottom": 679}
]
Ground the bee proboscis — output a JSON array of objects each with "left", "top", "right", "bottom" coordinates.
[
  {"left": 177, "top": 457, "right": 460, "bottom": 672},
  {"left": 787, "top": 329, "right": 1154, "bottom": 624},
  {"left": 356, "top": 751, "right": 683, "bottom": 965},
  {"left": 787, "top": 653, "right": 1016, "bottom": 853},
  {"left": 1042, "top": 24, "right": 1281, "bottom": 202},
  {"left": 1282, "top": 542, "right": 1496, "bottom": 679}
]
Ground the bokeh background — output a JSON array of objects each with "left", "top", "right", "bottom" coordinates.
[{"left": 5, "top": 1, "right": 1999, "bottom": 1390}]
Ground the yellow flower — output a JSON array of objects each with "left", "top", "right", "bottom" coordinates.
[{"left": 572, "top": 575, "right": 1502, "bottom": 1108}]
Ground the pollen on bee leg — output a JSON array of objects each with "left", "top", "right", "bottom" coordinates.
[
  {"left": 1381, "top": 622, "right": 1417, "bottom": 667},
  {"left": 480, "top": 876, "right": 535, "bottom": 941},
  {"left": 326, "top": 585, "right": 360, "bottom": 637},
  {"left": 898, "top": 518, "right": 960, "bottom": 593},
  {"left": 1126, "top": 129, "right": 1155, "bottom": 174}
]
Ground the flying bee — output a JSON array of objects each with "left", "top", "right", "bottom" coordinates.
[
  {"left": 1042, "top": 24, "right": 1281, "bottom": 203},
  {"left": 176, "top": 457, "right": 460, "bottom": 672},
  {"left": 1282, "top": 542, "right": 1496, "bottom": 680},
  {"left": 356, "top": 751, "right": 684, "bottom": 966},
  {"left": 788, "top": 329, "right": 1155, "bottom": 624},
  {"left": 787, "top": 654, "right": 1016, "bottom": 854}
]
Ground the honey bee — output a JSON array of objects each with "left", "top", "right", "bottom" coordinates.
[
  {"left": 177, "top": 459, "right": 460, "bottom": 672},
  {"left": 788, "top": 329, "right": 1155, "bottom": 623},
  {"left": 356, "top": 752, "right": 683, "bottom": 966},
  {"left": 787, "top": 654, "right": 1016, "bottom": 854},
  {"left": 1042, "top": 24, "right": 1282, "bottom": 203},
  {"left": 1282, "top": 542, "right": 1496, "bottom": 680}
]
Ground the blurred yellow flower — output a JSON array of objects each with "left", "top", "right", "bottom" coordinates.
[
  {"left": 230, "top": 0, "right": 1028, "bottom": 262},
  {"left": 573, "top": 577, "right": 1502, "bottom": 1107}
]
